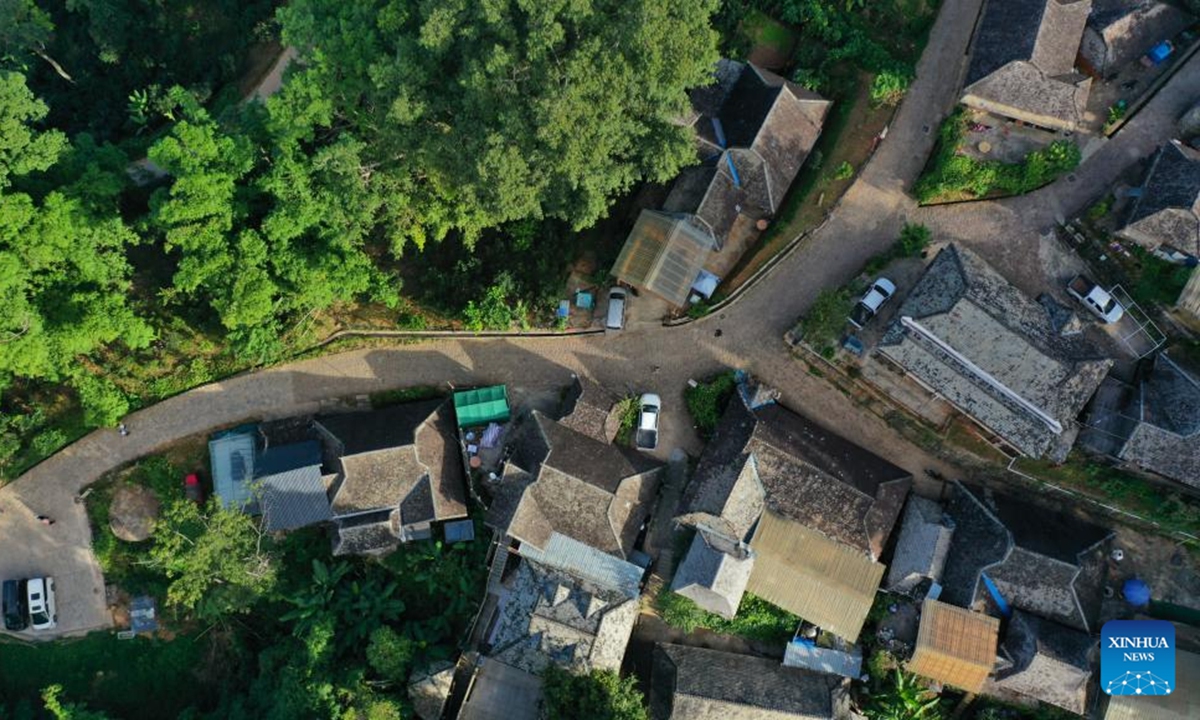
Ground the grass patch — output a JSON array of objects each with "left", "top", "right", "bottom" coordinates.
[
  {"left": 914, "top": 108, "right": 1081, "bottom": 204},
  {"left": 1128, "top": 246, "right": 1192, "bottom": 308},
  {"left": 369, "top": 385, "right": 446, "bottom": 409},
  {"left": 656, "top": 588, "right": 799, "bottom": 645},
  {"left": 684, "top": 371, "right": 738, "bottom": 440},
  {"left": 1016, "top": 456, "right": 1200, "bottom": 538},
  {"left": 0, "top": 633, "right": 213, "bottom": 720}
]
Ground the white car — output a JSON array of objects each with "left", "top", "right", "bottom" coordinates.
[
  {"left": 848, "top": 277, "right": 896, "bottom": 329},
  {"left": 27, "top": 576, "right": 56, "bottom": 631},
  {"left": 635, "top": 393, "right": 661, "bottom": 451}
]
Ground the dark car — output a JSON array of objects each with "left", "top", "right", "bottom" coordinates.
[
  {"left": 3, "top": 578, "right": 28, "bottom": 631},
  {"left": 184, "top": 473, "right": 205, "bottom": 505}
]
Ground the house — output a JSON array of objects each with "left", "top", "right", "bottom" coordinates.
[
  {"left": 316, "top": 399, "right": 468, "bottom": 554},
  {"left": 961, "top": 0, "right": 1093, "bottom": 132},
  {"left": 614, "top": 60, "right": 830, "bottom": 305},
  {"left": 461, "top": 393, "right": 661, "bottom": 720},
  {"left": 878, "top": 244, "right": 1113, "bottom": 460},
  {"left": 1114, "top": 353, "right": 1200, "bottom": 489},
  {"left": 1080, "top": 0, "right": 1193, "bottom": 77},
  {"left": 939, "top": 482, "right": 1112, "bottom": 633},
  {"left": 408, "top": 661, "right": 456, "bottom": 720},
  {"left": 485, "top": 409, "right": 661, "bottom": 567},
  {"left": 612, "top": 210, "right": 719, "bottom": 307},
  {"left": 1104, "top": 648, "right": 1198, "bottom": 720},
  {"left": 988, "top": 611, "right": 1098, "bottom": 715},
  {"left": 650, "top": 643, "right": 849, "bottom": 720},
  {"left": 208, "top": 426, "right": 332, "bottom": 532},
  {"left": 671, "top": 394, "right": 911, "bottom": 642},
  {"left": 1119, "top": 141, "right": 1200, "bottom": 259},
  {"left": 481, "top": 558, "right": 639, "bottom": 676},
  {"left": 885, "top": 496, "right": 956, "bottom": 595},
  {"left": 906, "top": 599, "right": 1000, "bottom": 693}
]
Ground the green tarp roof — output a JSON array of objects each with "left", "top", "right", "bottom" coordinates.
[{"left": 454, "top": 386, "right": 510, "bottom": 428}]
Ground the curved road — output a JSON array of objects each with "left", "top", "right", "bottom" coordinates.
[{"left": 4, "top": 0, "right": 1198, "bottom": 637}]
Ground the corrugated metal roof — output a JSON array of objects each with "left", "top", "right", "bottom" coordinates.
[
  {"left": 783, "top": 640, "right": 863, "bottom": 679},
  {"left": 259, "top": 465, "right": 332, "bottom": 532},
  {"left": 454, "top": 386, "right": 510, "bottom": 428},
  {"left": 1105, "top": 649, "right": 1198, "bottom": 720},
  {"left": 612, "top": 210, "right": 713, "bottom": 306},
  {"left": 907, "top": 599, "right": 999, "bottom": 693},
  {"left": 517, "top": 532, "right": 642, "bottom": 599},
  {"left": 746, "top": 511, "right": 884, "bottom": 642},
  {"left": 209, "top": 431, "right": 258, "bottom": 511}
]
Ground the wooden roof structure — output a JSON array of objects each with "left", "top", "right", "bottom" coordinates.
[{"left": 907, "top": 599, "right": 1000, "bottom": 693}]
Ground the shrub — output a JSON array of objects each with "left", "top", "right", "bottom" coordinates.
[
  {"left": 366, "top": 626, "right": 416, "bottom": 684},
  {"left": 543, "top": 667, "right": 648, "bottom": 720},
  {"left": 613, "top": 396, "right": 640, "bottom": 446},
  {"left": 834, "top": 161, "right": 854, "bottom": 180},
  {"left": 870, "top": 67, "right": 912, "bottom": 106},
  {"left": 74, "top": 374, "right": 130, "bottom": 428},
  {"left": 897, "top": 222, "right": 930, "bottom": 257},
  {"left": 683, "top": 372, "right": 737, "bottom": 439},
  {"left": 657, "top": 590, "right": 706, "bottom": 633}
]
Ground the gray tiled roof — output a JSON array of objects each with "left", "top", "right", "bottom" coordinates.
[
  {"left": 670, "top": 529, "right": 754, "bottom": 619},
  {"left": 1121, "top": 142, "right": 1200, "bottom": 255},
  {"left": 1118, "top": 353, "right": 1200, "bottom": 487},
  {"left": 680, "top": 398, "right": 911, "bottom": 558},
  {"left": 321, "top": 399, "right": 466, "bottom": 526},
  {"left": 651, "top": 644, "right": 841, "bottom": 720},
  {"left": 940, "top": 482, "right": 1111, "bottom": 632},
  {"left": 885, "top": 496, "right": 955, "bottom": 593},
  {"left": 991, "top": 611, "right": 1096, "bottom": 715},
  {"left": 963, "top": 0, "right": 1092, "bottom": 129},
  {"left": 332, "top": 510, "right": 398, "bottom": 556},
  {"left": 495, "top": 411, "right": 661, "bottom": 558},
  {"left": 1084, "top": 0, "right": 1192, "bottom": 74},
  {"left": 259, "top": 465, "right": 332, "bottom": 532},
  {"left": 559, "top": 377, "right": 622, "bottom": 444},
  {"left": 487, "top": 559, "right": 638, "bottom": 675},
  {"left": 879, "top": 245, "right": 1112, "bottom": 459},
  {"left": 667, "top": 62, "right": 829, "bottom": 250}
]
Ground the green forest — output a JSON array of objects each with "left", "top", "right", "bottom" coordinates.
[{"left": 0, "top": 0, "right": 933, "bottom": 483}]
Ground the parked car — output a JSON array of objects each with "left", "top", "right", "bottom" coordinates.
[
  {"left": 1066, "top": 275, "right": 1124, "bottom": 323},
  {"left": 635, "top": 393, "right": 661, "bottom": 451},
  {"left": 26, "top": 577, "right": 56, "bottom": 631},
  {"left": 184, "top": 472, "right": 205, "bottom": 505},
  {"left": 605, "top": 287, "right": 627, "bottom": 331},
  {"left": 848, "top": 278, "right": 896, "bottom": 329},
  {"left": 3, "top": 579, "right": 27, "bottom": 631}
]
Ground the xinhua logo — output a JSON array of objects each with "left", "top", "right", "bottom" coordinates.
[{"left": 1101, "top": 620, "right": 1175, "bottom": 696}]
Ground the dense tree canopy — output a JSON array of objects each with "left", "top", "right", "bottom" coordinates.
[
  {"left": 275, "top": 0, "right": 720, "bottom": 249},
  {"left": 543, "top": 667, "right": 649, "bottom": 720},
  {"left": 0, "top": 70, "right": 149, "bottom": 404}
]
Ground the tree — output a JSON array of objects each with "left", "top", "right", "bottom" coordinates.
[
  {"left": 40, "top": 685, "right": 111, "bottom": 720},
  {"left": 0, "top": 72, "right": 150, "bottom": 395},
  {"left": 542, "top": 667, "right": 648, "bottom": 720},
  {"left": 148, "top": 499, "right": 276, "bottom": 621},
  {"left": 275, "top": 0, "right": 720, "bottom": 249},
  {"left": 0, "top": 0, "right": 73, "bottom": 81},
  {"left": 0, "top": 70, "right": 66, "bottom": 188},
  {"left": 74, "top": 373, "right": 129, "bottom": 427}
]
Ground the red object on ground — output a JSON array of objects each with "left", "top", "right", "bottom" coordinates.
[{"left": 184, "top": 473, "right": 205, "bottom": 505}]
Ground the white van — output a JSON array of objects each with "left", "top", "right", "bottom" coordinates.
[
  {"left": 27, "top": 576, "right": 56, "bottom": 631},
  {"left": 605, "top": 287, "right": 627, "bottom": 331}
]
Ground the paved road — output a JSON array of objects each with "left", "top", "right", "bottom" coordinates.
[{"left": 4, "top": 0, "right": 1197, "bottom": 640}]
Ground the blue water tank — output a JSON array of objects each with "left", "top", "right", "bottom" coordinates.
[{"left": 1124, "top": 577, "right": 1151, "bottom": 607}]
